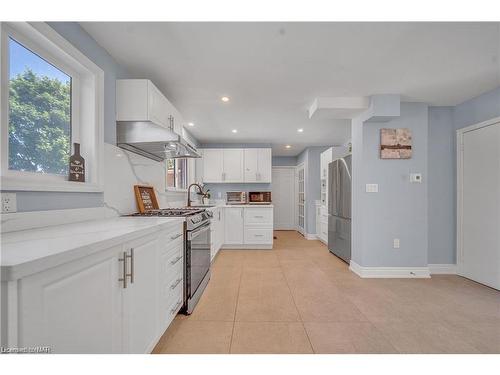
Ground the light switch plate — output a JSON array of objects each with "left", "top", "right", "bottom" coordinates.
[
  {"left": 1, "top": 193, "right": 17, "bottom": 213},
  {"left": 393, "top": 238, "right": 400, "bottom": 249},
  {"left": 366, "top": 184, "right": 379, "bottom": 193}
]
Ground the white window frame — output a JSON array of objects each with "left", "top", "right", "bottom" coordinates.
[
  {"left": 166, "top": 158, "right": 190, "bottom": 192},
  {"left": 0, "top": 22, "right": 104, "bottom": 192}
]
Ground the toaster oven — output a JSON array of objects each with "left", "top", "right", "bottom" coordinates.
[{"left": 226, "top": 191, "right": 247, "bottom": 205}]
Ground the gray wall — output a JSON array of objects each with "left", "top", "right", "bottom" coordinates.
[
  {"left": 352, "top": 99, "right": 429, "bottom": 268},
  {"left": 2, "top": 23, "right": 130, "bottom": 212},
  {"left": 272, "top": 156, "right": 297, "bottom": 166},
  {"left": 427, "top": 107, "right": 455, "bottom": 264}
]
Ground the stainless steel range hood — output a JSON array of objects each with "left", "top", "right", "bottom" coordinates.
[{"left": 117, "top": 121, "right": 201, "bottom": 161}]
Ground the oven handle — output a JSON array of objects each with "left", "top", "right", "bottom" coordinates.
[{"left": 187, "top": 222, "right": 210, "bottom": 240}]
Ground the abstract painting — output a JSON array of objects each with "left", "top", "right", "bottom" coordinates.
[{"left": 380, "top": 128, "right": 412, "bottom": 159}]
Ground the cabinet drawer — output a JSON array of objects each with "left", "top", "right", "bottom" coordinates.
[
  {"left": 244, "top": 227, "right": 273, "bottom": 244},
  {"left": 161, "top": 245, "right": 183, "bottom": 277},
  {"left": 160, "top": 275, "right": 183, "bottom": 327},
  {"left": 158, "top": 225, "right": 184, "bottom": 253},
  {"left": 244, "top": 208, "right": 273, "bottom": 225}
]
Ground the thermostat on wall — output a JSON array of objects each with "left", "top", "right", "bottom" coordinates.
[{"left": 410, "top": 173, "right": 422, "bottom": 183}]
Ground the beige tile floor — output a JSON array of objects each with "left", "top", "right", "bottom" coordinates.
[{"left": 152, "top": 231, "right": 500, "bottom": 354}]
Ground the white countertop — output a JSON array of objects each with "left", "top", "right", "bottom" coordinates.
[{"left": 0, "top": 216, "right": 183, "bottom": 282}]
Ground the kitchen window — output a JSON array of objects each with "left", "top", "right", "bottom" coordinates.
[
  {"left": 1, "top": 22, "right": 104, "bottom": 192},
  {"left": 166, "top": 158, "right": 188, "bottom": 191}
]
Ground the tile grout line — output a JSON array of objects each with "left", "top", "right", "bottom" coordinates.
[
  {"left": 278, "top": 252, "right": 316, "bottom": 354},
  {"left": 228, "top": 263, "right": 244, "bottom": 354}
]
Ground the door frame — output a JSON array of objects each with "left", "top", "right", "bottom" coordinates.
[
  {"left": 272, "top": 166, "right": 296, "bottom": 230},
  {"left": 456, "top": 115, "right": 500, "bottom": 275},
  {"left": 295, "top": 162, "right": 306, "bottom": 235}
]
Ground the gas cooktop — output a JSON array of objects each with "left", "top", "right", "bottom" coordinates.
[{"left": 130, "top": 208, "right": 204, "bottom": 217}]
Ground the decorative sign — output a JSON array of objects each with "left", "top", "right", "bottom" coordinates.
[
  {"left": 69, "top": 143, "right": 85, "bottom": 182},
  {"left": 380, "top": 128, "right": 412, "bottom": 159},
  {"left": 134, "top": 185, "right": 159, "bottom": 213}
]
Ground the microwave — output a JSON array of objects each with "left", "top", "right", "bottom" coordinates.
[
  {"left": 226, "top": 191, "right": 247, "bottom": 205},
  {"left": 248, "top": 191, "right": 272, "bottom": 205}
]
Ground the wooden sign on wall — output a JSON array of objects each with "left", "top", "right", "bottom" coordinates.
[{"left": 134, "top": 185, "right": 159, "bottom": 213}]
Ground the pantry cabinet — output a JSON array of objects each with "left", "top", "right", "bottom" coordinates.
[
  {"left": 116, "top": 79, "right": 182, "bottom": 135},
  {"left": 200, "top": 148, "right": 271, "bottom": 183},
  {"left": 244, "top": 148, "right": 272, "bottom": 183}
]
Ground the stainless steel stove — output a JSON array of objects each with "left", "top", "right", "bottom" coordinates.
[{"left": 130, "top": 207, "right": 212, "bottom": 315}]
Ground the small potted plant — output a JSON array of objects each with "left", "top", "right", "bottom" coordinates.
[{"left": 202, "top": 190, "right": 211, "bottom": 205}]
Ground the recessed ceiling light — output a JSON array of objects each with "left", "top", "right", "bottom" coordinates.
[
  {"left": 221, "top": 96, "right": 230, "bottom": 102},
  {"left": 188, "top": 122, "right": 194, "bottom": 127},
  {"left": 232, "top": 129, "right": 238, "bottom": 133},
  {"left": 285, "top": 145, "right": 291, "bottom": 149},
  {"left": 297, "top": 128, "right": 304, "bottom": 133}
]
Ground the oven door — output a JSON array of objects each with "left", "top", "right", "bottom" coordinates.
[{"left": 186, "top": 222, "right": 211, "bottom": 299}]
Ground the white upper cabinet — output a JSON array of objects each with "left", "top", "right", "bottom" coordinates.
[
  {"left": 200, "top": 148, "right": 271, "bottom": 183},
  {"left": 223, "top": 149, "right": 244, "bottom": 182},
  {"left": 202, "top": 149, "right": 224, "bottom": 182},
  {"left": 244, "top": 148, "right": 271, "bottom": 183},
  {"left": 116, "top": 79, "right": 181, "bottom": 135}
]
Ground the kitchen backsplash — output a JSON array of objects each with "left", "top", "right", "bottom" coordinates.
[
  {"left": 203, "top": 183, "right": 271, "bottom": 202},
  {"left": 103, "top": 143, "right": 186, "bottom": 216}
]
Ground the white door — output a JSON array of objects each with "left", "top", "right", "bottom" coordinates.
[
  {"left": 244, "top": 149, "right": 259, "bottom": 182},
  {"left": 459, "top": 120, "right": 500, "bottom": 290},
  {"left": 257, "top": 148, "right": 272, "bottom": 183},
  {"left": 122, "top": 236, "right": 159, "bottom": 353},
  {"left": 297, "top": 164, "right": 306, "bottom": 235},
  {"left": 224, "top": 207, "right": 244, "bottom": 244},
  {"left": 223, "top": 149, "right": 244, "bottom": 182},
  {"left": 202, "top": 149, "right": 224, "bottom": 182},
  {"left": 272, "top": 167, "right": 295, "bottom": 230},
  {"left": 19, "top": 246, "right": 124, "bottom": 353}
]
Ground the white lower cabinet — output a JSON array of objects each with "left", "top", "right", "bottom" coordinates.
[
  {"left": 222, "top": 206, "right": 273, "bottom": 249},
  {"left": 224, "top": 207, "right": 244, "bottom": 245},
  {"left": 14, "top": 222, "right": 184, "bottom": 354},
  {"left": 210, "top": 207, "right": 225, "bottom": 261},
  {"left": 316, "top": 205, "right": 328, "bottom": 244}
]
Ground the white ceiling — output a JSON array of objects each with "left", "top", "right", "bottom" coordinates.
[{"left": 81, "top": 22, "right": 500, "bottom": 156}]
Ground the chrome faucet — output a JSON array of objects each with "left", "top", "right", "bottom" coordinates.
[{"left": 187, "top": 183, "right": 205, "bottom": 207}]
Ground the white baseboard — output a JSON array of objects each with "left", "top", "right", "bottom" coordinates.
[
  {"left": 428, "top": 264, "right": 457, "bottom": 275},
  {"left": 221, "top": 244, "right": 273, "bottom": 250},
  {"left": 349, "top": 260, "right": 431, "bottom": 278},
  {"left": 304, "top": 233, "right": 318, "bottom": 240}
]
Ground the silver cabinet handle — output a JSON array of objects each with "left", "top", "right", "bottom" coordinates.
[
  {"left": 254, "top": 215, "right": 264, "bottom": 218},
  {"left": 170, "top": 233, "right": 182, "bottom": 240},
  {"left": 170, "top": 300, "right": 182, "bottom": 314},
  {"left": 128, "top": 248, "right": 134, "bottom": 284},
  {"left": 170, "top": 255, "right": 182, "bottom": 265},
  {"left": 170, "top": 278, "right": 182, "bottom": 289},
  {"left": 241, "top": 209, "right": 243, "bottom": 218},
  {"left": 255, "top": 234, "right": 264, "bottom": 237},
  {"left": 118, "top": 251, "right": 128, "bottom": 289}
]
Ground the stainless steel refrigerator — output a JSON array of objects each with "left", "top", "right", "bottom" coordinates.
[{"left": 327, "top": 155, "right": 352, "bottom": 263}]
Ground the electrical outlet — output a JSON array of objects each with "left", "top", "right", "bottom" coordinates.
[
  {"left": 1, "top": 193, "right": 17, "bottom": 213},
  {"left": 393, "top": 238, "right": 400, "bottom": 249}
]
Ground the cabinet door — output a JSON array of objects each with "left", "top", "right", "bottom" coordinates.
[
  {"left": 244, "top": 149, "right": 259, "bottom": 182},
  {"left": 122, "top": 236, "right": 159, "bottom": 354},
  {"left": 202, "top": 149, "right": 224, "bottom": 182},
  {"left": 217, "top": 208, "right": 225, "bottom": 251},
  {"left": 170, "top": 106, "right": 184, "bottom": 135},
  {"left": 224, "top": 207, "right": 244, "bottom": 244},
  {"left": 257, "top": 148, "right": 272, "bottom": 183},
  {"left": 148, "top": 81, "right": 170, "bottom": 128},
  {"left": 19, "top": 246, "right": 124, "bottom": 353},
  {"left": 223, "top": 149, "right": 244, "bottom": 182}
]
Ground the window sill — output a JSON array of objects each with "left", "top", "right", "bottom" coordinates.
[
  {"left": 165, "top": 188, "right": 188, "bottom": 193},
  {"left": 1, "top": 176, "right": 103, "bottom": 193}
]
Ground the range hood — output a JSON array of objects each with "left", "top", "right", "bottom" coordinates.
[{"left": 117, "top": 121, "right": 201, "bottom": 161}]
